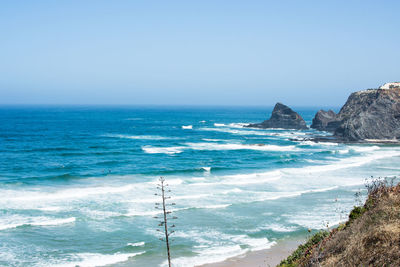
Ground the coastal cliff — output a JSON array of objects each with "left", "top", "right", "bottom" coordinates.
[
  {"left": 334, "top": 87, "right": 400, "bottom": 141},
  {"left": 246, "top": 103, "right": 308, "bottom": 130},
  {"left": 311, "top": 83, "right": 400, "bottom": 141}
]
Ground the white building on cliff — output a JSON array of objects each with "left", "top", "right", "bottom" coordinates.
[{"left": 379, "top": 82, "right": 400, "bottom": 89}]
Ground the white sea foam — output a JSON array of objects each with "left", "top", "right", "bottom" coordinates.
[
  {"left": 298, "top": 140, "right": 319, "bottom": 146},
  {"left": 286, "top": 207, "right": 350, "bottom": 230},
  {"left": 337, "top": 149, "right": 350, "bottom": 154},
  {"left": 213, "top": 123, "right": 247, "bottom": 128},
  {"left": 318, "top": 142, "right": 340, "bottom": 146},
  {"left": 0, "top": 216, "right": 76, "bottom": 231},
  {"left": 350, "top": 145, "right": 380, "bottom": 152},
  {"left": 124, "top": 192, "right": 205, "bottom": 204},
  {"left": 126, "top": 205, "right": 193, "bottom": 217},
  {"left": 221, "top": 188, "right": 243, "bottom": 194},
  {"left": 11, "top": 184, "right": 134, "bottom": 202},
  {"left": 199, "top": 127, "right": 308, "bottom": 140},
  {"left": 192, "top": 170, "right": 282, "bottom": 186},
  {"left": 127, "top": 242, "right": 145, "bottom": 247},
  {"left": 169, "top": 230, "right": 275, "bottom": 267},
  {"left": 200, "top": 127, "right": 271, "bottom": 136},
  {"left": 142, "top": 142, "right": 297, "bottom": 155},
  {"left": 191, "top": 177, "right": 206, "bottom": 181},
  {"left": 201, "top": 167, "right": 211, "bottom": 172},
  {"left": 228, "top": 122, "right": 248, "bottom": 128},
  {"left": 232, "top": 235, "right": 275, "bottom": 251},
  {"left": 51, "top": 252, "right": 144, "bottom": 267},
  {"left": 233, "top": 186, "right": 340, "bottom": 204},
  {"left": 103, "top": 134, "right": 170, "bottom": 140},
  {"left": 127, "top": 203, "right": 230, "bottom": 217},
  {"left": 148, "top": 178, "right": 184, "bottom": 186},
  {"left": 267, "top": 186, "right": 338, "bottom": 200},
  {"left": 256, "top": 224, "right": 299, "bottom": 233},
  {"left": 30, "top": 217, "right": 76, "bottom": 226},
  {"left": 202, "top": 138, "right": 224, "bottom": 142},
  {"left": 37, "top": 206, "right": 62, "bottom": 212},
  {"left": 142, "top": 146, "right": 184, "bottom": 154},
  {"left": 218, "top": 175, "right": 281, "bottom": 186},
  {"left": 224, "top": 170, "right": 282, "bottom": 181},
  {"left": 126, "top": 198, "right": 158, "bottom": 204},
  {"left": 126, "top": 210, "right": 163, "bottom": 217},
  {"left": 298, "top": 140, "right": 340, "bottom": 147},
  {"left": 169, "top": 245, "right": 246, "bottom": 267},
  {"left": 182, "top": 125, "right": 193, "bottom": 129},
  {"left": 200, "top": 204, "right": 230, "bottom": 209},
  {"left": 81, "top": 209, "right": 122, "bottom": 220},
  {"left": 172, "top": 194, "right": 209, "bottom": 200},
  {"left": 185, "top": 142, "right": 297, "bottom": 152},
  {"left": 283, "top": 150, "right": 400, "bottom": 175}
]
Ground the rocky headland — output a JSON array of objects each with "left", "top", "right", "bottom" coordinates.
[
  {"left": 333, "top": 86, "right": 400, "bottom": 141},
  {"left": 310, "top": 110, "right": 340, "bottom": 132},
  {"left": 312, "top": 82, "right": 400, "bottom": 142},
  {"left": 246, "top": 103, "right": 308, "bottom": 130}
]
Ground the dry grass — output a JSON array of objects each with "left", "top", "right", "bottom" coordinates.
[{"left": 279, "top": 180, "right": 400, "bottom": 267}]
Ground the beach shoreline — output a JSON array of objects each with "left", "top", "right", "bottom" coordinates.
[{"left": 196, "top": 237, "right": 306, "bottom": 267}]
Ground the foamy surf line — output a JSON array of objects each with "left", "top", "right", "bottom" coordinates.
[
  {"left": 127, "top": 242, "right": 145, "bottom": 247},
  {"left": 126, "top": 204, "right": 231, "bottom": 217},
  {"left": 103, "top": 134, "right": 174, "bottom": 140},
  {"left": 169, "top": 230, "right": 276, "bottom": 267},
  {"left": 142, "top": 146, "right": 185, "bottom": 154},
  {"left": 213, "top": 123, "right": 248, "bottom": 128},
  {"left": 5, "top": 148, "right": 398, "bottom": 207},
  {"left": 142, "top": 142, "right": 298, "bottom": 154},
  {"left": 191, "top": 170, "right": 282, "bottom": 186},
  {"left": 185, "top": 142, "right": 297, "bottom": 152},
  {"left": 282, "top": 149, "right": 400, "bottom": 174},
  {"left": 0, "top": 217, "right": 76, "bottom": 231},
  {"left": 199, "top": 127, "right": 308, "bottom": 139},
  {"left": 49, "top": 252, "right": 145, "bottom": 267},
  {"left": 250, "top": 186, "right": 340, "bottom": 203},
  {"left": 170, "top": 245, "right": 247, "bottom": 267},
  {"left": 8, "top": 184, "right": 134, "bottom": 202}
]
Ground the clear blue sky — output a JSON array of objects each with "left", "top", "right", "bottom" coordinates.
[{"left": 0, "top": 0, "right": 399, "bottom": 106}]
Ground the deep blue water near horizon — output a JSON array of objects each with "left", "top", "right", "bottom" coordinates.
[{"left": 0, "top": 106, "right": 399, "bottom": 267}]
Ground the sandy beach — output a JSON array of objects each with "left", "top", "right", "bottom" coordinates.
[{"left": 197, "top": 237, "right": 306, "bottom": 267}]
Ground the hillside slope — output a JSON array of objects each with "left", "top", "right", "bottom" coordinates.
[{"left": 279, "top": 182, "right": 400, "bottom": 266}]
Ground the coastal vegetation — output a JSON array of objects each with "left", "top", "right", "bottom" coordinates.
[
  {"left": 278, "top": 178, "right": 400, "bottom": 266},
  {"left": 155, "top": 177, "right": 177, "bottom": 267}
]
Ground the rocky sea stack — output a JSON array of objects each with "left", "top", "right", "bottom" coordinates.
[
  {"left": 246, "top": 103, "right": 308, "bottom": 130},
  {"left": 310, "top": 110, "right": 340, "bottom": 132}
]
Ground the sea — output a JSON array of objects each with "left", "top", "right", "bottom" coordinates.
[{"left": 0, "top": 106, "right": 399, "bottom": 267}]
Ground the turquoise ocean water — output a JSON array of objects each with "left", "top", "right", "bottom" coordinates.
[{"left": 1, "top": 106, "right": 399, "bottom": 266}]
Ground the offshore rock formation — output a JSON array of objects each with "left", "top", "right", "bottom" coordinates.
[
  {"left": 334, "top": 86, "right": 400, "bottom": 141},
  {"left": 310, "top": 110, "right": 340, "bottom": 132},
  {"left": 246, "top": 103, "right": 308, "bottom": 130}
]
